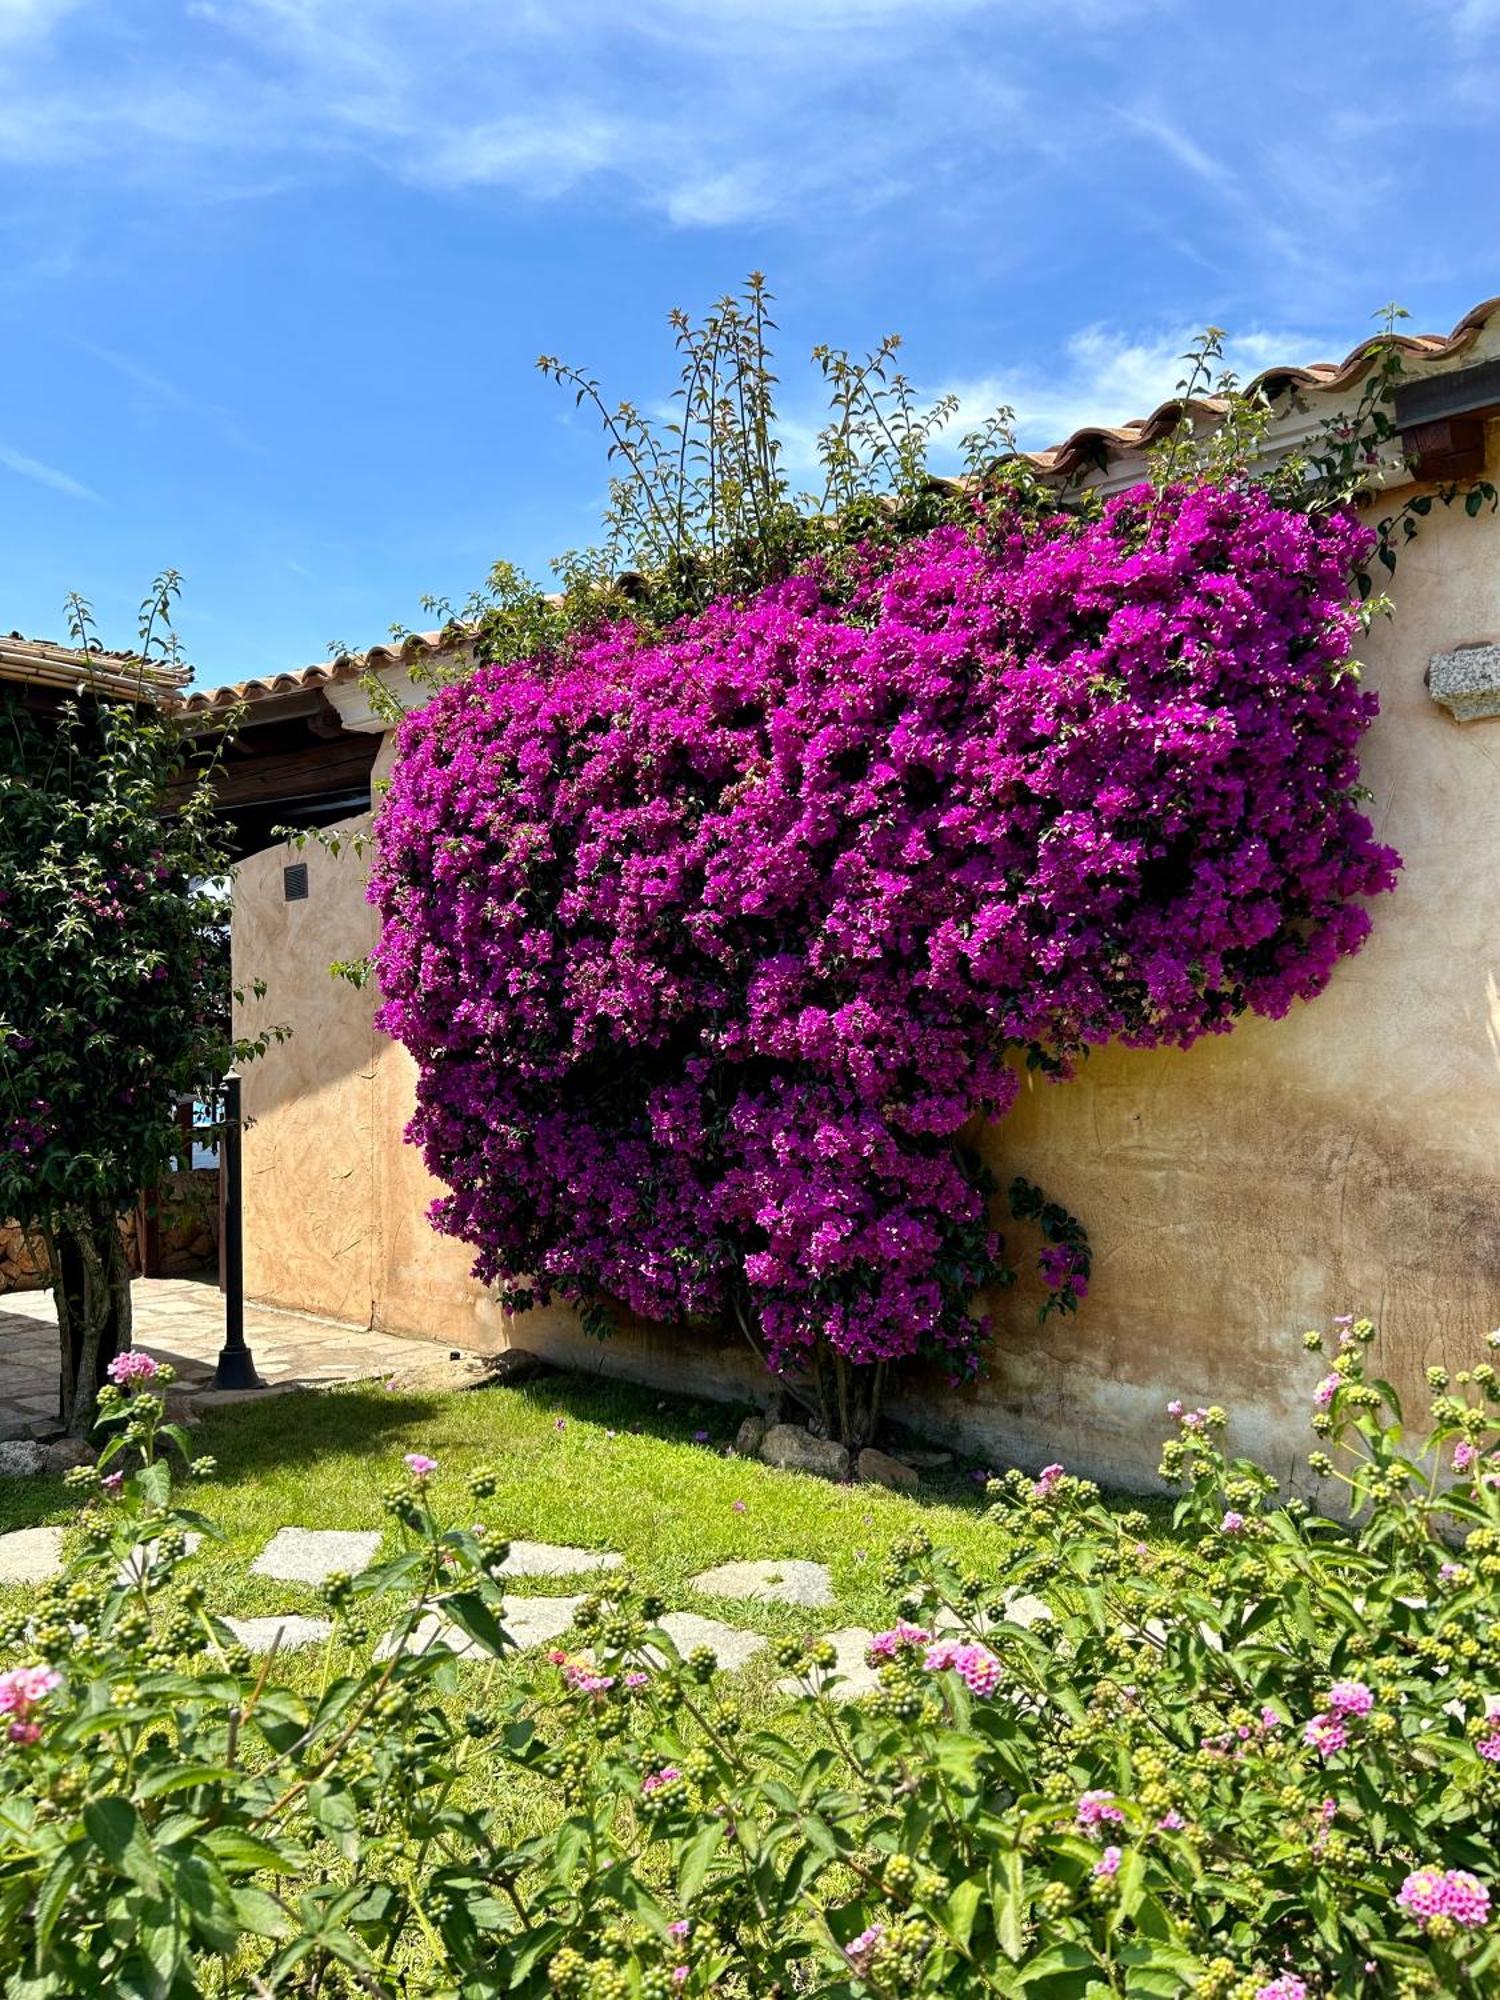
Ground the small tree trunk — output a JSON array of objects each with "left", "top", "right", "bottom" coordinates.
[{"left": 47, "top": 1207, "right": 131, "bottom": 1437}]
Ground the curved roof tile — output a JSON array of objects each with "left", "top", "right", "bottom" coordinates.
[
  {"left": 180, "top": 296, "right": 1500, "bottom": 714},
  {"left": 1016, "top": 296, "right": 1500, "bottom": 479}
]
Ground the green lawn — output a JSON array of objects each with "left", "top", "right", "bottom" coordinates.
[{"left": 1, "top": 1366, "right": 1176, "bottom": 1707}]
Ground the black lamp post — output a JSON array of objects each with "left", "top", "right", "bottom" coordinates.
[{"left": 213, "top": 1072, "right": 264, "bottom": 1391}]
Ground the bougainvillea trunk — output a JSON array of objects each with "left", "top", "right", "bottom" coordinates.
[
  {"left": 370, "top": 485, "right": 1395, "bottom": 1407},
  {"left": 46, "top": 1208, "right": 132, "bottom": 1438}
]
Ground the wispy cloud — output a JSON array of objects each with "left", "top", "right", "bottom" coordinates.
[
  {"left": 762, "top": 320, "right": 1319, "bottom": 484},
  {"left": 0, "top": 440, "right": 99, "bottom": 500},
  {"left": 60, "top": 334, "right": 265, "bottom": 456},
  {"left": 937, "top": 322, "right": 1317, "bottom": 455},
  {"left": 0, "top": 0, "right": 1070, "bottom": 232},
  {"left": 0, "top": 0, "right": 76, "bottom": 44},
  {"left": 1110, "top": 107, "right": 1241, "bottom": 200}
]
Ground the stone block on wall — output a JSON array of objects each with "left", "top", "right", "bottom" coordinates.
[{"left": 1428, "top": 641, "right": 1500, "bottom": 722}]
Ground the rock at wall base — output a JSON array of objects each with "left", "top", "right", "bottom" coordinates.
[
  {"left": 856, "top": 1447, "right": 919, "bottom": 1491},
  {"left": 892, "top": 1446, "right": 953, "bottom": 1472},
  {"left": 40, "top": 1438, "right": 96, "bottom": 1478},
  {"left": 733, "top": 1414, "right": 768, "bottom": 1459},
  {"left": 382, "top": 1349, "right": 547, "bottom": 1396},
  {"left": 759, "top": 1424, "right": 850, "bottom": 1482}
]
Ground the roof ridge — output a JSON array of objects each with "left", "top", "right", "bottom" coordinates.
[{"left": 179, "top": 293, "right": 1500, "bottom": 716}]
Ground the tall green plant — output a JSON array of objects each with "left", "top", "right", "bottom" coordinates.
[{"left": 0, "top": 578, "right": 280, "bottom": 1433}]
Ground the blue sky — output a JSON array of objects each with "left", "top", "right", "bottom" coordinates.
[{"left": 2, "top": 0, "right": 1498, "bottom": 691}]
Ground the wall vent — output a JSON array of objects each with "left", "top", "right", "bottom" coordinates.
[{"left": 282, "top": 862, "right": 309, "bottom": 902}]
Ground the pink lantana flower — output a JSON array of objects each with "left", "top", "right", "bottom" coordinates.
[
  {"left": 867, "top": 1622, "right": 930, "bottom": 1661},
  {"left": 107, "top": 1350, "right": 158, "bottom": 1388},
  {"left": 844, "top": 1926, "right": 885, "bottom": 1974},
  {"left": 1325, "top": 1679, "right": 1373, "bottom": 1719},
  {"left": 1303, "top": 1713, "right": 1348, "bottom": 1760},
  {"left": 1076, "top": 1789, "right": 1125, "bottom": 1831},
  {"left": 403, "top": 1453, "right": 438, "bottom": 1479},
  {"left": 0, "top": 1664, "right": 61, "bottom": 1745},
  {"left": 1398, "top": 1866, "right": 1491, "bottom": 1929}
]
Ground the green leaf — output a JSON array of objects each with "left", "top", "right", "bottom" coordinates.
[
  {"left": 83, "top": 1799, "right": 161, "bottom": 1894},
  {"left": 202, "top": 1827, "right": 302, "bottom": 1876},
  {"left": 940, "top": 1875, "right": 984, "bottom": 1953},
  {"left": 442, "top": 1590, "right": 511, "bottom": 1658},
  {"left": 134, "top": 1900, "right": 186, "bottom": 1992},
  {"left": 32, "top": 1847, "right": 83, "bottom": 1970},
  {"left": 993, "top": 1848, "right": 1026, "bottom": 1961},
  {"left": 165, "top": 1849, "right": 241, "bottom": 1954},
  {"left": 503, "top": 1919, "right": 564, "bottom": 1988},
  {"left": 134, "top": 1461, "right": 171, "bottom": 1508},
  {"left": 135, "top": 1764, "right": 236, "bottom": 1800},
  {"left": 232, "top": 1886, "right": 294, "bottom": 1941},
  {"left": 676, "top": 1820, "right": 724, "bottom": 1904},
  {"left": 551, "top": 1818, "right": 588, "bottom": 1884},
  {"left": 1016, "top": 1940, "right": 1096, "bottom": 1986}
]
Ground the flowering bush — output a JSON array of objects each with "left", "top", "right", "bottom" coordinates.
[
  {"left": 0, "top": 578, "right": 279, "bottom": 1432},
  {"left": 6, "top": 1318, "right": 1500, "bottom": 1995},
  {"left": 371, "top": 482, "right": 1394, "bottom": 1424}
]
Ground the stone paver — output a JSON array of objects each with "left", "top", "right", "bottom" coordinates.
[
  {"left": 0, "top": 1277, "right": 456, "bottom": 1431},
  {"left": 503, "top": 1594, "right": 588, "bottom": 1649},
  {"left": 495, "top": 1540, "right": 623, "bottom": 1579},
  {"left": 117, "top": 1532, "right": 203, "bottom": 1586},
  {"left": 689, "top": 1558, "right": 833, "bottom": 1609},
  {"left": 375, "top": 1592, "right": 586, "bottom": 1661},
  {"left": 251, "top": 1527, "right": 381, "bottom": 1585},
  {"left": 776, "top": 1627, "right": 879, "bottom": 1702},
  {"left": 652, "top": 1611, "right": 768, "bottom": 1672},
  {"left": 0, "top": 1525, "right": 64, "bottom": 1584},
  {"left": 224, "top": 1614, "right": 333, "bottom": 1654}
]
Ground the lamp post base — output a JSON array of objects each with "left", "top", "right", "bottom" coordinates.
[{"left": 212, "top": 1345, "right": 265, "bottom": 1391}]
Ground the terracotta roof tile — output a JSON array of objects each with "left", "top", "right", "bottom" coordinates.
[
  {"left": 173, "top": 630, "right": 465, "bottom": 716},
  {"left": 182, "top": 296, "right": 1500, "bottom": 715},
  {"left": 0, "top": 633, "right": 189, "bottom": 701},
  {"left": 1015, "top": 296, "right": 1500, "bottom": 478}
]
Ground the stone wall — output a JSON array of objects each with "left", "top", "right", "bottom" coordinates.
[
  {"left": 232, "top": 456, "right": 1500, "bottom": 1492},
  {"left": 0, "top": 1174, "right": 219, "bottom": 1297}
]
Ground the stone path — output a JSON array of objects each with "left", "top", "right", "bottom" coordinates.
[
  {"left": 377, "top": 1593, "right": 588, "bottom": 1662},
  {"left": 252, "top": 1528, "right": 382, "bottom": 1585},
  {"left": 0, "top": 1519, "right": 977, "bottom": 1699},
  {"left": 227, "top": 1614, "right": 334, "bottom": 1655},
  {"left": 652, "top": 1610, "right": 768, "bottom": 1672},
  {"left": 495, "top": 1540, "right": 622, "bottom": 1578},
  {"left": 0, "top": 1276, "right": 444, "bottom": 1440},
  {"left": 689, "top": 1557, "right": 833, "bottom": 1608},
  {"left": 0, "top": 1525, "right": 64, "bottom": 1584},
  {"left": 776, "top": 1626, "right": 881, "bottom": 1701}
]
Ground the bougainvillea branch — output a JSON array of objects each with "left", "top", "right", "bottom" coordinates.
[{"left": 371, "top": 482, "right": 1396, "bottom": 1432}]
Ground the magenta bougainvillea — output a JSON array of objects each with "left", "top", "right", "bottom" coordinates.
[{"left": 370, "top": 484, "right": 1396, "bottom": 1386}]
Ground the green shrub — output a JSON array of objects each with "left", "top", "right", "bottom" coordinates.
[{"left": 2, "top": 1322, "right": 1498, "bottom": 1996}]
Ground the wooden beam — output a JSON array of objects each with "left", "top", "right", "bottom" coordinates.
[
  {"left": 1393, "top": 358, "right": 1500, "bottom": 429},
  {"left": 1402, "top": 414, "right": 1488, "bottom": 483},
  {"left": 168, "top": 733, "right": 379, "bottom": 812}
]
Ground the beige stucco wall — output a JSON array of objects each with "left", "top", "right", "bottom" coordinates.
[{"left": 234, "top": 471, "right": 1500, "bottom": 1489}]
